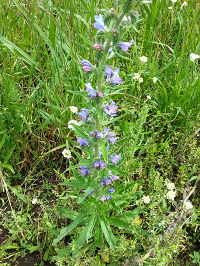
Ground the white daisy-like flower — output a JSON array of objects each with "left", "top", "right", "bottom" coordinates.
[
  {"left": 168, "top": 6, "right": 173, "bottom": 9},
  {"left": 153, "top": 77, "right": 157, "bottom": 83},
  {"left": 184, "top": 201, "right": 193, "bottom": 210},
  {"left": 167, "top": 182, "right": 175, "bottom": 190},
  {"left": 32, "top": 198, "right": 37, "bottom": 205},
  {"left": 68, "top": 120, "right": 78, "bottom": 129},
  {"left": 69, "top": 106, "right": 78, "bottom": 113},
  {"left": 62, "top": 149, "right": 71, "bottom": 159},
  {"left": 166, "top": 190, "right": 176, "bottom": 200},
  {"left": 122, "top": 15, "right": 128, "bottom": 22},
  {"left": 189, "top": 53, "right": 200, "bottom": 62},
  {"left": 171, "top": 0, "right": 177, "bottom": 3},
  {"left": 147, "top": 95, "right": 151, "bottom": 100},
  {"left": 139, "top": 77, "right": 143, "bottom": 83},
  {"left": 142, "top": 195, "right": 150, "bottom": 204},
  {"left": 133, "top": 73, "right": 140, "bottom": 80},
  {"left": 139, "top": 56, "right": 147, "bottom": 63},
  {"left": 181, "top": 1, "right": 188, "bottom": 7}
]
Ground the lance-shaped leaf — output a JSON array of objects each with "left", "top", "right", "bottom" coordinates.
[
  {"left": 77, "top": 187, "right": 94, "bottom": 204},
  {"left": 100, "top": 216, "right": 115, "bottom": 250},
  {"left": 52, "top": 212, "right": 87, "bottom": 246}
]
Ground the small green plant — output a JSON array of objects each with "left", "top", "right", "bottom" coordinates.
[{"left": 190, "top": 251, "right": 200, "bottom": 265}]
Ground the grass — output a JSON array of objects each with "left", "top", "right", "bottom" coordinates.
[{"left": 0, "top": 0, "right": 200, "bottom": 265}]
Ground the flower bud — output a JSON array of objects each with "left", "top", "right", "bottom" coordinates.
[
  {"left": 98, "top": 92, "right": 103, "bottom": 97},
  {"left": 111, "top": 8, "right": 115, "bottom": 12},
  {"left": 93, "top": 44, "right": 101, "bottom": 49},
  {"left": 83, "top": 66, "right": 92, "bottom": 72}
]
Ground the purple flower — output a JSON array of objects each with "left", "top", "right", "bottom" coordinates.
[
  {"left": 106, "top": 195, "right": 111, "bottom": 199},
  {"left": 108, "top": 188, "right": 115, "bottom": 193},
  {"left": 82, "top": 59, "right": 93, "bottom": 68},
  {"left": 76, "top": 109, "right": 88, "bottom": 121},
  {"left": 100, "top": 180, "right": 104, "bottom": 186},
  {"left": 102, "top": 128, "right": 110, "bottom": 134},
  {"left": 119, "top": 40, "right": 133, "bottom": 52},
  {"left": 96, "top": 131, "right": 104, "bottom": 139},
  {"left": 110, "top": 153, "right": 121, "bottom": 165},
  {"left": 110, "top": 175, "right": 119, "bottom": 181},
  {"left": 109, "top": 137, "right": 119, "bottom": 144},
  {"left": 94, "top": 14, "right": 106, "bottom": 31},
  {"left": 89, "top": 130, "right": 95, "bottom": 136},
  {"left": 113, "top": 68, "right": 120, "bottom": 75},
  {"left": 85, "top": 83, "right": 96, "bottom": 98},
  {"left": 103, "top": 101, "right": 118, "bottom": 116},
  {"left": 110, "top": 74, "right": 122, "bottom": 84},
  {"left": 105, "top": 66, "right": 113, "bottom": 78},
  {"left": 99, "top": 151, "right": 103, "bottom": 158},
  {"left": 106, "top": 144, "right": 110, "bottom": 151},
  {"left": 77, "top": 138, "right": 89, "bottom": 147},
  {"left": 79, "top": 166, "right": 91, "bottom": 176},
  {"left": 104, "top": 177, "right": 111, "bottom": 185},
  {"left": 108, "top": 132, "right": 116, "bottom": 138},
  {"left": 94, "top": 160, "right": 107, "bottom": 169},
  {"left": 100, "top": 195, "right": 107, "bottom": 202}
]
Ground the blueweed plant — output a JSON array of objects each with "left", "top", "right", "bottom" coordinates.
[{"left": 52, "top": 0, "right": 147, "bottom": 259}]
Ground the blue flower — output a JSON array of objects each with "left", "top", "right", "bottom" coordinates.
[
  {"left": 104, "top": 177, "right": 111, "bottom": 185},
  {"left": 109, "top": 137, "right": 119, "bottom": 144},
  {"left": 82, "top": 59, "right": 93, "bottom": 68},
  {"left": 79, "top": 166, "right": 91, "bottom": 176},
  {"left": 110, "top": 74, "right": 122, "bottom": 84},
  {"left": 105, "top": 66, "right": 113, "bottom": 78},
  {"left": 77, "top": 138, "right": 89, "bottom": 146},
  {"left": 108, "top": 188, "right": 115, "bottom": 193},
  {"left": 110, "top": 175, "right": 119, "bottom": 181},
  {"left": 96, "top": 131, "right": 104, "bottom": 139},
  {"left": 76, "top": 109, "right": 89, "bottom": 121},
  {"left": 94, "top": 14, "right": 106, "bottom": 31},
  {"left": 94, "top": 160, "right": 107, "bottom": 169},
  {"left": 119, "top": 40, "right": 133, "bottom": 52},
  {"left": 110, "top": 153, "right": 121, "bottom": 165},
  {"left": 103, "top": 101, "right": 118, "bottom": 116},
  {"left": 85, "top": 83, "right": 96, "bottom": 98}
]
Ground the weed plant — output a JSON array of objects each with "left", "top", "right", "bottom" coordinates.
[{"left": 0, "top": 0, "right": 200, "bottom": 265}]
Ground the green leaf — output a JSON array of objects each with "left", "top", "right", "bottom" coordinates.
[
  {"left": 52, "top": 212, "right": 87, "bottom": 246},
  {"left": 99, "top": 142, "right": 108, "bottom": 163},
  {"left": 7, "top": 185, "right": 28, "bottom": 204},
  {"left": 0, "top": 163, "right": 15, "bottom": 173},
  {"left": 77, "top": 187, "right": 94, "bottom": 204},
  {"left": 106, "top": 217, "right": 131, "bottom": 230},
  {"left": 27, "top": 245, "right": 39, "bottom": 253},
  {"left": 3, "top": 145, "right": 15, "bottom": 164},
  {"left": 59, "top": 182, "right": 86, "bottom": 189},
  {"left": 94, "top": 222, "right": 104, "bottom": 248},
  {"left": 55, "top": 206, "right": 79, "bottom": 220},
  {"left": 116, "top": 207, "right": 145, "bottom": 220},
  {"left": 72, "top": 214, "right": 97, "bottom": 257},
  {"left": 0, "top": 36, "right": 40, "bottom": 71},
  {"left": 188, "top": 176, "right": 198, "bottom": 182},
  {"left": 100, "top": 216, "right": 115, "bottom": 250},
  {"left": 108, "top": 165, "right": 127, "bottom": 175},
  {"left": 72, "top": 124, "right": 89, "bottom": 139}
]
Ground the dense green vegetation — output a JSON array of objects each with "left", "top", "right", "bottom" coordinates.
[{"left": 0, "top": 0, "right": 199, "bottom": 265}]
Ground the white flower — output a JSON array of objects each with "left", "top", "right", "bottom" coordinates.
[
  {"left": 139, "top": 56, "right": 147, "bottom": 63},
  {"left": 69, "top": 106, "right": 78, "bottom": 113},
  {"left": 122, "top": 15, "right": 128, "bottom": 22},
  {"left": 167, "top": 182, "right": 175, "bottom": 190},
  {"left": 147, "top": 95, "right": 151, "bottom": 100},
  {"left": 168, "top": 6, "right": 173, "bottom": 9},
  {"left": 142, "top": 195, "right": 150, "bottom": 204},
  {"left": 133, "top": 73, "right": 140, "bottom": 80},
  {"left": 190, "top": 53, "right": 200, "bottom": 62},
  {"left": 171, "top": 0, "right": 177, "bottom": 3},
  {"left": 181, "top": 1, "right": 188, "bottom": 6},
  {"left": 166, "top": 190, "right": 176, "bottom": 200},
  {"left": 62, "top": 149, "right": 71, "bottom": 159},
  {"left": 136, "top": 200, "right": 139, "bottom": 205},
  {"left": 139, "top": 77, "right": 143, "bottom": 83},
  {"left": 68, "top": 120, "right": 78, "bottom": 129},
  {"left": 153, "top": 77, "right": 157, "bottom": 83},
  {"left": 184, "top": 201, "right": 193, "bottom": 210},
  {"left": 32, "top": 198, "right": 37, "bottom": 205}
]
